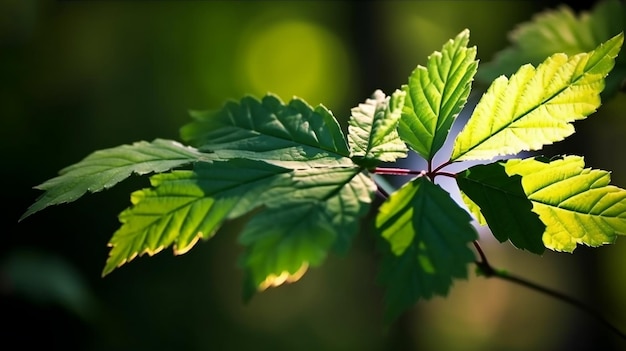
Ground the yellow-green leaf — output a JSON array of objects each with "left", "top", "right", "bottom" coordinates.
[
  {"left": 477, "top": 0, "right": 626, "bottom": 100},
  {"left": 451, "top": 32, "right": 623, "bottom": 161},
  {"left": 505, "top": 155, "right": 626, "bottom": 252},
  {"left": 457, "top": 162, "right": 546, "bottom": 254},
  {"left": 399, "top": 29, "right": 478, "bottom": 160},
  {"left": 348, "top": 89, "right": 408, "bottom": 165},
  {"left": 103, "top": 159, "right": 293, "bottom": 276}
]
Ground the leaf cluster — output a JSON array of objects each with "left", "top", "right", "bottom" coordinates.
[{"left": 21, "top": 2, "right": 626, "bottom": 323}]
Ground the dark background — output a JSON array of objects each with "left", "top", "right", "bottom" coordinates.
[{"left": 3, "top": 1, "right": 626, "bottom": 350}]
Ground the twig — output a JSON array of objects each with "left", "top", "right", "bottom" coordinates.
[{"left": 472, "top": 241, "right": 626, "bottom": 341}]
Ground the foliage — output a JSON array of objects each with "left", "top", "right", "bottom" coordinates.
[
  {"left": 21, "top": 2, "right": 626, "bottom": 326},
  {"left": 477, "top": 0, "right": 626, "bottom": 99}
]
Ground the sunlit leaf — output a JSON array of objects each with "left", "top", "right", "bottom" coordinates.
[
  {"left": 398, "top": 29, "right": 478, "bottom": 160},
  {"left": 240, "top": 166, "right": 376, "bottom": 298},
  {"left": 240, "top": 202, "right": 335, "bottom": 300},
  {"left": 376, "top": 177, "right": 477, "bottom": 322},
  {"left": 451, "top": 32, "right": 623, "bottom": 161},
  {"left": 457, "top": 162, "right": 546, "bottom": 254},
  {"left": 179, "top": 93, "right": 352, "bottom": 168},
  {"left": 20, "top": 139, "right": 212, "bottom": 221},
  {"left": 459, "top": 190, "right": 486, "bottom": 225},
  {"left": 505, "top": 155, "right": 626, "bottom": 252},
  {"left": 103, "top": 159, "right": 292, "bottom": 276},
  {"left": 22, "top": 25, "right": 626, "bottom": 327},
  {"left": 477, "top": 0, "right": 626, "bottom": 99},
  {"left": 348, "top": 89, "right": 408, "bottom": 165}
]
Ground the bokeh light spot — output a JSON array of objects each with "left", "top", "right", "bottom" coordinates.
[{"left": 238, "top": 19, "right": 350, "bottom": 108}]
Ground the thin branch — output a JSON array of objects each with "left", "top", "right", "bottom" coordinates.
[
  {"left": 472, "top": 240, "right": 626, "bottom": 341},
  {"left": 375, "top": 178, "right": 626, "bottom": 339},
  {"left": 431, "top": 160, "right": 454, "bottom": 174},
  {"left": 472, "top": 241, "right": 491, "bottom": 270},
  {"left": 433, "top": 171, "right": 456, "bottom": 179},
  {"left": 377, "top": 185, "right": 390, "bottom": 199},
  {"left": 373, "top": 167, "right": 424, "bottom": 176}
]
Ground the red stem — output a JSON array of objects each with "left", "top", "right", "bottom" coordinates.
[
  {"left": 434, "top": 172, "right": 456, "bottom": 179},
  {"left": 432, "top": 160, "right": 453, "bottom": 174},
  {"left": 373, "top": 167, "right": 424, "bottom": 176}
]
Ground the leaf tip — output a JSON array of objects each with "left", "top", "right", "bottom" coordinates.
[
  {"left": 101, "top": 262, "right": 116, "bottom": 278},
  {"left": 17, "top": 211, "right": 31, "bottom": 223},
  {"left": 173, "top": 234, "right": 202, "bottom": 256},
  {"left": 257, "top": 262, "right": 309, "bottom": 291}
]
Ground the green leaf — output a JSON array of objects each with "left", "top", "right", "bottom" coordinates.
[
  {"left": 459, "top": 190, "right": 486, "bottom": 225},
  {"left": 20, "top": 139, "right": 211, "bottom": 221},
  {"left": 91, "top": 92, "right": 381, "bottom": 280},
  {"left": 451, "top": 32, "right": 624, "bottom": 162},
  {"left": 505, "top": 155, "right": 626, "bottom": 252},
  {"left": 240, "top": 202, "right": 335, "bottom": 299},
  {"left": 457, "top": 162, "right": 546, "bottom": 254},
  {"left": 103, "top": 159, "right": 293, "bottom": 276},
  {"left": 348, "top": 89, "right": 408, "bottom": 166},
  {"left": 240, "top": 166, "right": 376, "bottom": 298},
  {"left": 477, "top": 0, "right": 626, "bottom": 100},
  {"left": 179, "top": 94, "right": 352, "bottom": 168},
  {"left": 375, "top": 177, "right": 477, "bottom": 322},
  {"left": 398, "top": 29, "right": 478, "bottom": 160},
  {"left": 286, "top": 167, "right": 376, "bottom": 254}
]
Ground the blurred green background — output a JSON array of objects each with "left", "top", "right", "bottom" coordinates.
[{"left": 3, "top": 1, "right": 626, "bottom": 350}]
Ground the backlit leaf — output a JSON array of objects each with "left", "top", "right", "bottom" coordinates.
[
  {"left": 459, "top": 190, "right": 486, "bottom": 225},
  {"left": 348, "top": 89, "right": 408, "bottom": 165},
  {"left": 376, "top": 177, "right": 477, "bottom": 322},
  {"left": 179, "top": 94, "right": 352, "bottom": 168},
  {"left": 505, "top": 155, "right": 626, "bottom": 252},
  {"left": 457, "top": 162, "right": 546, "bottom": 254},
  {"left": 103, "top": 159, "right": 292, "bottom": 276},
  {"left": 478, "top": 0, "right": 626, "bottom": 100},
  {"left": 398, "top": 29, "right": 478, "bottom": 160},
  {"left": 451, "top": 32, "right": 623, "bottom": 161},
  {"left": 240, "top": 166, "right": 376, "bottom": 298},
  {"left": 240, "top": 202, "right": 335, "bottom": 299},
  {"left": 20, "top": 139, "right": 211, "bottom": 221}
]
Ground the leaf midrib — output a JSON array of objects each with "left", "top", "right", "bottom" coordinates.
[
  {"left": 120, "top": 168, "right": 290, "bottom": 233},
  {"left": 456, "top": 54, "right": 603, "bottom": 160},
  {"left": 529, "top": 192, "right": 619, "bottom": 217}
]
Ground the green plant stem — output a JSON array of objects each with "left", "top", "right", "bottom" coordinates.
[{"left": 472, "top": 240, "right": 626, "bottom": 341}]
